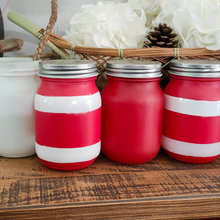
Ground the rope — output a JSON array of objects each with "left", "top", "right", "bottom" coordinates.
[{"left": 162, "top": 48, "right": 180, "bottom": 68}]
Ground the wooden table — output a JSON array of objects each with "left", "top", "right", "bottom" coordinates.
[{"left": 0, "top": 150, "right": 220, "bottom": 220}]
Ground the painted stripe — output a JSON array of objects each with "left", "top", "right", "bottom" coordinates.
[
  {"left": 36, "top": 141, "right": 101, "bottom": 163},
  {"left": 35, "top": 108, "right": 101, "bottom": 148},
  {"left": 161, "top": 135, "right": 220, "bottom": 157},
  {"left": 35, "top": 92, "right": 101, "bottom": 113},
  {"left": 164, "top": 94, "right": 220, "bottom": 117},
  {"left": 162, "top": 109, "right": 220, "bottom": 144}
]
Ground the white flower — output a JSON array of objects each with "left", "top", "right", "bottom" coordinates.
[
  {"left": 127, "top": 0, "right": 163, "bottom": 28},
  {"left": 105, "top": 0, "right": 127, "bottom": 2},
  {"left": 63, "top": 1, "right": 148, "bottom": 49},
  {"left": 153, "top": 0, "right": 220, "bottom": 50}
]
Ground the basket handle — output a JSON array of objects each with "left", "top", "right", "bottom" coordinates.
[{"left": 7, "top": 11, "right": 69, "bottom": 59}]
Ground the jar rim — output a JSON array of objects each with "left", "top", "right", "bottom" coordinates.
[
  {"left": 0, "top": 59, "right": 39, "bottom": 76},
  {"left": 170, "top": 59, "right": 220, "bottom": 78},
  {"left": 106, "top": 59, "right": 162, "bottom": 78},
  {"left": 39, "top": 60, "right": 98, "bottom": 78}
]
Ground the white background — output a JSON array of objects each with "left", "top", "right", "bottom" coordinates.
[{"left": 1, "top": 0, "right": 99, "bottom": 57}]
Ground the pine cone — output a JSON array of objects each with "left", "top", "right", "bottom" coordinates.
[{"left": 143, "top": 23, "right": 179, "bottom": 48}]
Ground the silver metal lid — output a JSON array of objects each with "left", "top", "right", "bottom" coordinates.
[
  {"left": 169, "top": 59, "right": 220, "bottom": 78},
  {"left": 39, "top": 60, "right": 97, "bottom": 78},
  {"left": 106, "top": 60, "right": 162, "bottom": 78}
]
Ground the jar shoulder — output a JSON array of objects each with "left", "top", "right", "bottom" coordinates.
[
  {"left": 164, "top": 77, "right": 220, "bottom": 101},
  {"left": 102, "top": 80, "right": 164, "bottom": 105},
  {"left": 37, "top": 78, "right": 99, "bottom": 97}
]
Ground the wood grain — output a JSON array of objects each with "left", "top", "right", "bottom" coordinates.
[{"left": 0, "top": 150, "right": 220, "bottom": 219}]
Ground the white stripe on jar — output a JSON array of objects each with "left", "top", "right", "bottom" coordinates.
[
  {"left": 35, "top": 92, "right": 101, "bottom": 114},
  {"left": 164, "top": 94, "right": 220, "bottom": 117},
  {"left": 35, "top": 141, "right": 101, "bottom": 163},
  {"left": 161, "top": 135, "right": 220, "bottom": 157}
]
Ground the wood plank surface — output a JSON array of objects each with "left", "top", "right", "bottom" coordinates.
[{"left": 0, "top": 150, "right": 220, "bottom": 220}]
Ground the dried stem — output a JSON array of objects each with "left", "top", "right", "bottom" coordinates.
[
  {"left": 0, "top": 0, "right": 10, "bottom": 19},
  {"left": 21, "top": 52, "right": 59, "bottom": 61},
  {"left": 33, "top": 0, "right": 58, "bottom": 60}
]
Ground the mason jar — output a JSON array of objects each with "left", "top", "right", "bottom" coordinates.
[
  {"left": 35, "top": 60, "right": 101, "bottom": 170},
  {"left": 0, "top": 57, "right": 40, "bottom": 157},
  {"left": 101, "top": 60, "right": 163, "bottom": 164},
  {"left": 162, "top": 59, "right": 220, "bottom": 163}
]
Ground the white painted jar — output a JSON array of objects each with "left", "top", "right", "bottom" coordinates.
[{"left": 0, "top": 57, "right": 40, "bottom": 157}]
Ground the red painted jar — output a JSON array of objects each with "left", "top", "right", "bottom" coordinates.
[
  {"left": 162, "top": 59, "right": 220, "bottom": 163},
  {"left": 35, "top": 60, "right": 101, "bottom": 170},
  {"left": 101, "top": 60, "right": 163, "bottom": 164}
]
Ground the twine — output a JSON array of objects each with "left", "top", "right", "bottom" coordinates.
[
  {"left": 36, "top": 32, "right": 43, "bottom": 40},
  {"left": 162, "top": 48, "right": 180, "bottom": 68},
  {"left": 118, "top": 48, "right": 124, "bottom": 59},
  {"left": 71, "top": 44, "right": 77, "bottom": 59}
]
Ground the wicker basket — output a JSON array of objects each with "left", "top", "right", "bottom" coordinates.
[
  {"left": 47, "top": 33, "right": 220, "bottom": 90},
  {"left": 7, "top": 2, "right": 220, "bottom": 90},
  {"left": 30, "top": 27, "right": 220, "bottom": 90}
]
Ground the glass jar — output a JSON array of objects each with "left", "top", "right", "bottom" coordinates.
[
  {"left": 35, "top": 60, "right": 101, "bottom": 170},
  {"left": 0, "top": 57, "right": 40, "bottom": 157},
  {"left": 162, "top": 59, "right": 220, "bottom": 163},
  {"left": 101, "top": 60, "right": 163, "bottom": 164}
]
